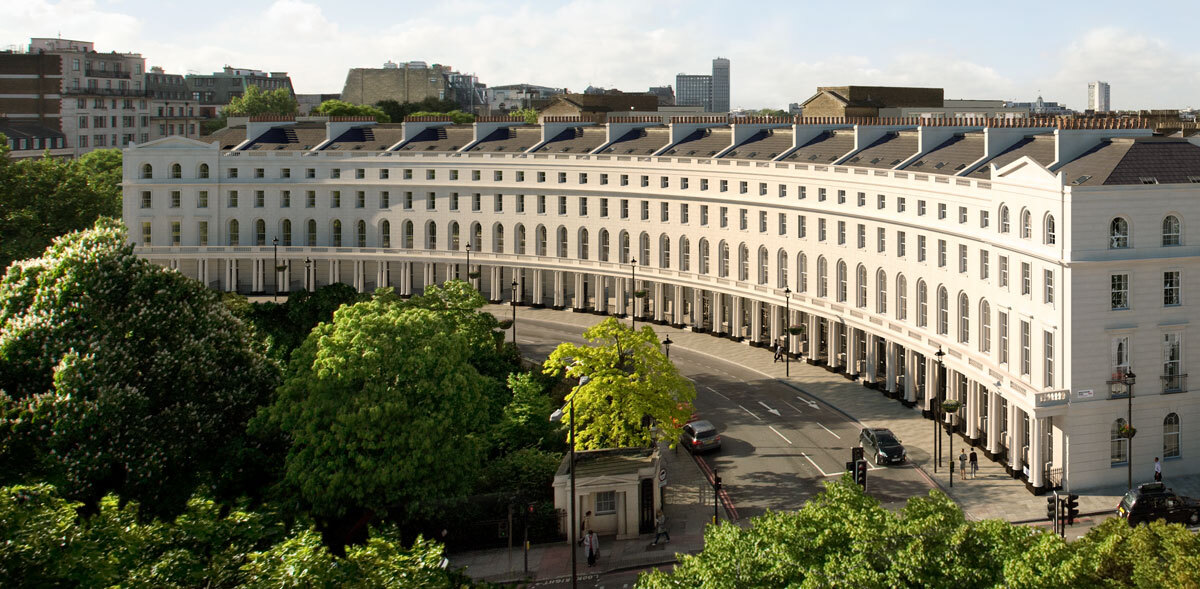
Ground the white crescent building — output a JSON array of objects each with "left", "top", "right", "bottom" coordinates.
[{"left": 123, "top": 113, "right": 1200, "bottom": 494}]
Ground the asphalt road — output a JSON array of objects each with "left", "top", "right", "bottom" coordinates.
[{"left": 510, "top": 317, "right": 937, "bottom": 522}]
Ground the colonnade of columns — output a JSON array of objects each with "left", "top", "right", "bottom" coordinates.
[{"left": 171, "top": 255, "right": 1056, "bottom": 494}]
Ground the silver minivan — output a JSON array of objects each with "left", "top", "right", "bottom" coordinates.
[{"left": 681, "top": 420, "right": 721, "bottom": 453}]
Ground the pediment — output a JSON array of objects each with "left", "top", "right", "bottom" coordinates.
[
  {"left": 993, "top": 155, "right": 1061, "bottom": 185},
  {"left": 130, "top": 136, "right": 217, "bottom": 150}
]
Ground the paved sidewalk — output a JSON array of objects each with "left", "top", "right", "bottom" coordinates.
[{"left": 486, "top": 305, "right": 1200, "bottom": 524}]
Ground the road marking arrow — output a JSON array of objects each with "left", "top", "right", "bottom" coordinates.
[
  {"left": 796, "top": 396, "right": 819, "bottom": 410},
  {"left": 757, "top": 401, "right": 781, "bottom": 417}
]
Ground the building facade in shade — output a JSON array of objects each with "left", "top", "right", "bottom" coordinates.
[
  {"left": 124, "top": 114, "right": 1200, "bottom": 494},
  {"left": 675, "top": 74, "right": 712, "bottom": 111},
  {"left": 1088, "top": 81, "right": 1111, "bottom": 113},
  {"left": 146, "top": 67, "right": 202, "bottom": 142},
  {"left": 0, "top": 51, "right": 63, "bottom": 134},
  {"left": 711, "top": 58, "right": 730, "bottom": 113},
  {"left": 186, "top": 67, "right": 295, "bottom": 118}
]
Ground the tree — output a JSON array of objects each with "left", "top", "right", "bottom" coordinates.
[
  {"left": 543, "top": 319, "right": 694, "bottom": 450},
  {"left": 223, "top": 85, "right": 298, "bottom": 117},
  {"left": 259, "top": 293, "right": 491, "bottom": 537},
  {"left": 510, "top": 108, "right": 539, "bottom": 125},
  {"left": 0, "top": 147, "right": 122, "bottom": 270},
  {"left": 411, "top": 110, "right": 475, "bottom": 124},
  {"left": 235, "top": 283, "right": 368, "bottom": 362},
  {"left": 312, "top": 99, "right": 390, "bottom": 123},
  {"left": 0, "top": 219, "right": 280, "bottom": 518},
  {"left": 492, "top": 372, "right": 556, "bottom": 454},
  {"left": 744, "top": 108, "right": 789, "bottom": 118},
  {"left": 375, "top": 97, "right": 463, "bottom": 122}
]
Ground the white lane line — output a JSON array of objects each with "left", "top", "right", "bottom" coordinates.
[
  {"left": 737, "top": 404, "right": 761, "bottom": 421},
  {"left": 768, "top": 426, "right": 792, "bottom": 445},
  {"left": 800, "top": 452, "right": 829, "bottom": 477},
  {"left": 757, "top": 401, "right": 782, "bottom": 417},
  {"left": 705, "top": 386, "right": 730, "bottom": 401},
  {"left": 818, "top": 423, "right": 841, "bottom": 439},
  {"left": 784, "top": 401, "right": 805, "bottom": 414}
]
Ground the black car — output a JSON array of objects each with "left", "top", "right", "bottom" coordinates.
[
  {"left": 859, "top": 427, "right": 906, "bottom": 465},
  {"left": 1117, "top": 482, "right": 1200, "bottom": 526}
]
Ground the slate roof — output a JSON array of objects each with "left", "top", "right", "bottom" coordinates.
[
  {"left": 661, "top": 127, "right": 731, "bottom": 157},
  {"left": 466, "top": 126, "right": 541, "bottom": 152},
  {"left": 970, "top": 134, "right": 1057, "bottom": 178},
  {"left": 324, "top": 124, "right": 406, "bottom": 151},
  {"left": 784, "top": 130, "right": 855, "bottom": 163},
  {"left": 242, "top": 122, "right": 327, "bottom": 151},
  {"left": 534, "top": 126, "right": 607, "bottom": 153},
  {"left": 598, "top": 127, "right": 669, "bottom": 155},
  {"left": 842, "top": 131, "right": 919, "bottom": 169},
  {"left": 208, "top": 125, "right": 247, "bottom": 150},
  {"left": 1058, "top": 138, "right": 1200, "bottom": 186},
  {"left": 906, "top": 133, "right": 984, "bottom": 174},
  {"left": 394, "top": 125, "right": 474, "bottom": 152},
  {"left": 724, "top": 128, "right": 794, "bottom": 160}
]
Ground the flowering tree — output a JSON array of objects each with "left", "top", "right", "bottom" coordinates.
[{"left": 0, "top": 220, "right": 279, "bottom": 518}]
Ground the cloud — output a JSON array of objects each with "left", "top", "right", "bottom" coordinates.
[
  {"left": 1042, "top": 27, "right": 1200, "bottom": 109},
  {"left": 0, "top": 0, "right": 143, "bottom": 52}
]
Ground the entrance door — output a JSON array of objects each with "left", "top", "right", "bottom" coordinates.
[{"left": 639, "top": 478, "right": 654, "bottom": 534}]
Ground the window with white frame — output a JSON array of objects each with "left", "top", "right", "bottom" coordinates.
[
  {"left": 1163, "top": 215, "right": 1182, "bottom": 246},
  {"left": 958, "top": 293, "right": 970, "bottom": 344},
  {"left": 1021, "top": 209, "right": 1032, "bottom": 239},
  {"left": 896, "top": 275, "right": 907, "bottom": 320},
  {"left": 877, "top": 269, "right": 887, "bottom": 314},
  {"left": 1020, "top": 320, "right": 1031, "bottom": 376},
  {"left": 1044, "top": 330, "right": 1054, "bottom": 387},
  {"left": 937, "top": 287, "right": 949, "bottom": 335},
  {"left": 1164, "top": 413, "right": 1181, "bottom": 458},
  {"left": 1163, "top": 332, "right": 1183, "bottom": 392},
  {"left": 999, "top": 312, "right": 1009, "bottom": 364},
  {"left": 1112, "top": 419, "right": 1129, "bottom": 464},
  {"left": 1164, "top": 271, "right": 1182, "bottom": 306},
  {"left": 980, "top": 250, "right": 990, "bottom": 279},
  {"left": 1000, "top": 206, "right": 1010, "bottom": 233},
  {"left": 999, "top": 255, "right": 1009, "bottom": 288},
  {"left": 897, "top": 231, "right": 906, "bottom": 258},
  {"left": 1044, "top": 269, "right": 1055, "bottom": 304},
  {"left": 1111, "top": 273, "right": 1130, "bottom": 310},
  {"left": 1110, "top": 218, "right": 1129, "bottom": 249},
  {"left": 980, "top": 301, "right": 991, "bottom": 353},
  {"left": 595, "top": 490, "right": 616, "bottom": 514},
  {"left": 1045, "top": 215, "right": 1056, "bottom": 245}
]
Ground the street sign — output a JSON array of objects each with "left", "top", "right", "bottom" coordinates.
[{"left": 658, "top": 468, "right": 667, "bottom": 486}]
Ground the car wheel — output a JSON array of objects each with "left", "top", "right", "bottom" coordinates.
[{"left": 1189, "top": 512, "right": 1199, "bottom": 526}]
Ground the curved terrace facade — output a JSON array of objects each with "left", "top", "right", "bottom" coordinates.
[{"left": 123, "top": 114, "right": 1200, "bottom": 494}]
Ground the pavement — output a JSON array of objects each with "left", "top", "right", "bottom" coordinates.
[{"left": 449, "top": 305, "right": 1200, "bottom": 584}]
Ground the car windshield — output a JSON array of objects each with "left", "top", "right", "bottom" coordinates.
[
  {"left": 1120, "top": 491, "right": 1136, "bottom": 510},
  {"left": 876, "top": 433, "right": 899, "bottom": 446},
  {"left": 695, "top": 429, "right": 717, "bottom": 439}
]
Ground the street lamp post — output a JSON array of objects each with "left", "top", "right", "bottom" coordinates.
[
  {"left": 630, "top": 259, "right": 637, "bottom": 331},
  {"left": 1126, "top": 371, "right": 1136, "bottom": 491},
  {"left": 784, "top": 287, "right": 792, "bottom": 377},
  {"left": 550, "top": 374, "right": 586, "bottom": 589},
  {"left": 272, "top": 237, "right": 279, "bottom": 301},
  {"left": 934, "top": 347, "right": 946, "bottom": 473},
  {"left": 465, "top": 243, "right": 471, "bottom": 283},
  {"left": 511, "top": 279, "right": 519, "bottom": 346},
  {"left": 663, "top": 335, "right": 673, "bottom": 359},
  {"left": 304, "top": 257, "right": 312, "bottom": 293}
]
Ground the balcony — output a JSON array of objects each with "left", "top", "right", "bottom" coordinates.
[
  {"left": 1161, "top": 373, "right": 1187, "bottom": 394},
  {"left": 84, "top": 69, "right": 131, "bottom": 79},
  {"left": 1107, "top": 369, "right": 1135, "bottom": 400},
  {"left": 64, "top": 87, "right": 148, "bottom": 97},
  {"left": 1033, "top": 389, "right": 1069, "bottom": 407}
]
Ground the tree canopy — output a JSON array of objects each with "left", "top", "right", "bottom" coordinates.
[
  {"left": 223, "top": 85, "right": 298, "bottom": 117},
  {"left": 0, "top": 146, "right": 122, "bottom": 270},
  {"left": 0, "top": 220, "right": 280, "bottom": 518},
  {"left": 410, "top": 110, "right": 475, "bottom": 124},
  {"left": 375, "top": 97, "right": 464, "bottom": 122},
  {"left": 510, "top": 108, "right": 539, "bottom": 125},
  {"left": 543, "top": 319, "right": 694, "bottom": 449},
  {"left": 313, "top": 99, "right": 391, "bottom": 122}
]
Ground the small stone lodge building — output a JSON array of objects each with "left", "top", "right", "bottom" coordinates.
[{"left": 553, "top": 447, "right": 663, "bottom": 540}]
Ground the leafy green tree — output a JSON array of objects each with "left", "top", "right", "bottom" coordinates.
[
  {"left": 313, "top": 99, "right": 390, "bottom": 122},
  {"left": 375, "top": 97, "right": 463, "bottom": 122},
  {"left": 223, "top": 85, "right": 298, "bottom": 117},
  {"left": 0, "top": 147, "right": 122, "bottom": 270},
  {"left": 510, "top": 107, "right": 539, "bottom": 124},
  {"left": 544, "top": 319, "right": 694, "bottom": 450},
  {"left": 0, "top": 220, "right": 280, "bottom": 518},
  {"left": 492, "top": 372, "right": 556, "bottom": 454},
  {"left": 411, "top": 110, "right": 475, "bottom": 124},
  {"left": 745, "top": 108, "right": 789, "bottom": 118},
  {"left": 234, "top": 283, "right": 367, "bottom": 362},
  {"left": 259, "top": 294, "right": 491, "bottom": 537}
]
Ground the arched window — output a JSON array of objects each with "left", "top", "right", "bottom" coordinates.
[
  {"left": 916, "top": 280, "right": 928, "bottom": 327},
  {"left": 856, "top": 264, "right": 867, "bottom": 308},
  {"left": 738, "top": 243, "right": 749, "bottom": 281},
  {"left": 557, "top": 226, "right": 567, "bottom": 258},
  {"left": 471, "top": 223, "right": 482, "bottom": 251},
  {"left": 228, "top": 219, "right": 239, "bottom": 246},
  {"left": 536, "top": 226, "right": 547, "bottom": 256},
  {"left": 307, "top": 220, "right": 318, "bottom": 246},
  {"left": 757, "top": 246, "right": 769, "bottom": 285},
  {"left": 578, "top": 228, "right": 589, "bottom": 259},
  {"left": 639, "top": 232, "right": 650, "bottom": 265},
  {"left": 1020, "top": 209, "right": 1032, "bottom": 239},
  {"left": 281, "top": 219, "right": 292, "bottom": 246},
  {"left": 1044, "top": 214, "right": 1057, "bottom": 245},
  {"left": 356, "top": 220, "right": 367, "bottom": 248},
  {"left": 999, "top": 205, "right": 1010, "bottom": 233},
  {"left": 717, "top": 241, "right": 729, "bottom": 277},
  {"left": 198, "top": 163, "right": 210, "bottom": 179},
  {"left": 958, "top": 292, "right": 970, "bottom": 344},
  {"left": 876, "top": 269, "right": 887, "bottom": 314},
  {"left": 680, "top": 237, "right": 691, "bottom": 272},
  {"left": 402, "top": 220, "right": 413, "bottom": 248},
  {"left": 1165, "top": 413, "right": 1181, "bottom": 458},
  {"left": 1163, "top": 215, "right": 1182, "bottom": 246},
  {"left": 777, "top": 250, "right": 788, "bottom": 288},
  {"left": 331, "top": 220, "right": 342, "bottom": 247},
  {"left": 141, "top": 163, "right": 153, "bottom": 179},
  {"left": 937, "top": 286, "right": 949, "bottom": 335},
  {"left": 1112, "top": 419, "right": 1129, "bottom": 464},
  {"left": 493, "top": 223, "right": 504, "bottom": 253},
  {"left": 836, "top": 260, "right": 847, "bottom": 302},
  {"left": 660, "top": 234, "right": 671, "bottom": 268},
  {"left": 896, "top": 274, "right": 907, "bottom": 320},
  {"left": 515, "top": 224, "right": 526, "bottom": 254},
  {"left": 255, "top": 219, "right": 266, "bottom": 246},
  {"left": 619, "top": 231, "right": 630, "bottom": 263},
  {"left": 699, "top": 239, "right": 711, "bottom": 274},
  {"left": 380, "top": 220, "right": 390, "bottom": 248},
  {"left": 426, "top": 221, "right": 437, "bottom": 249},
  {"left": 980, "top": 300, "right": 991, "bottom": 352},
  {"left": 599, "top": 229, "right": 610, "bottom": 261},
  {"left": 817, "top": 256, "right": 828, "bottom": 298},
  {"left": 170, "top": 163, "right": 182, "bottom": 179},
  {"left": 797, "top": 253, "right": 807, "bottom": 293},
  {"left": 449, "top": 222, "right": 461, "bottom": 250},
  {"left": 1110, "top": 218, "right": 1129, "bottom": 249}
]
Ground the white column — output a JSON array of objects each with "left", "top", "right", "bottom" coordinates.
[
  {"left": 1009, "top": 404, "right": 1023, "bottom": 474},
  {"left": 807, "top": 313, "right": 819, "bottom": 360},
  {"left": 1029, "top": 417, "right": 1045, "bottom": 487},
  {"left": 692, "top": 288, "right": 703, "bottom": 329},
  {"left": 594, "top": 274, "right": 606, "bottom": 312},
  {"left": 654, "top": 283, "right": 666, "bottom": 322},
  {"left": 750, "top": 300, "right": 762, "bottom": 343},
  {"left": 829, "top": 322, "right": 842, "bottom": 370},
  {"left": 924, "top": 356, "right": 938, "bottom": 412},
  {"left": 903, "top": 348, "right": 916, "bottom": 402},
  {"left": 616, "top": 278, "right": 627, "bottom": 316},
  {"left": 673, "top": 285, "right": 685, "bottom": 325},
  {"left": 731, "top": 297, "right": 743, "bottom": 338},
  {"left": 513, "top": 267, "right": 524, "bottom": 303},
  {"left": 847, "top": 328, "right": 860, "bottom": 376},
  {"left": 573, "top": 273, "right": 585, "bottom": 310},
  {"left": 713, "top": 292, "right": 724, "bottom": 334},
  {"left": 885, "top": 341, "right": 897, "bottom": 393},
  {"left": 864, "top": 334, "right": 878, "bottom": 384},
  {"left": 987, "top": 391, "right": 1001, "bottom": 455},
  {"left": 552, "top": 271, "right": 564, "bottom": 308},
  {"left": 423, "top": 262, "right": 435, "bottom": 291},
  {"left": 225, "top": 258, "right": 236, "bottom": 292},
  {"left": 533, "top": 269, "right": 545, "bottom": 306}
]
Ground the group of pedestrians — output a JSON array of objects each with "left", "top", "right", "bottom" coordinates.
[
  {"left": 957, "top": 448, "right": 980, "bottom": 480},
  {"left": 773, "top": 338, "right": 786, "bottom": 362},
  {"left": 578, "top": 509, "right": 671, "bottom": 568}
]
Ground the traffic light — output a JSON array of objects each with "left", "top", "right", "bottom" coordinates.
[
  {"left": 1046, "top": 496, "right": 1057, "bottom": 521},
  {"left": 714, "top": 475, "right": 722, "bottom": 493},
  {"left": 854, "top": 459, "right": 868, "bottom": 488},
  {"left": 1065, "top": 494, "right": 1080, "bottom": 525},
  {"left": 851, "top": 446, "right": 864, "bottom": 463}
]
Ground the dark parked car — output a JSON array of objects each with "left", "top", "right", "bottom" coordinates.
[
  {"left": 1117, "top": 482, "right": 1200, "bottom": 526},
  {"left": 681, "top": 420, "right": 721, "bottom": 454},
  {"left": 859, "top": 427, "right": 906, "bottom": 465}
]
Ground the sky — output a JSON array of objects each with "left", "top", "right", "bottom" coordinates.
[{"left": 4, "top": 0, "right": 1199, "bottom": 111}]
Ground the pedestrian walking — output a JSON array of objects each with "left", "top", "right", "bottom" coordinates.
[
  {"left": 584, "top": 529, "right": 599, "bottom": 567},
  {"left": 578, "top": 511, "right": 591, "bottom": 546},
  {"left": 773, "top": 338, "right": 783, "bottom": 362},
  {"left": 652, "top": 509, "right": 670, "bottom": 545},
  {"left": 1155, "top": 457, "right": 1163, "bottom": 482},
  {"left": 969, "top": 449, "right": 979, "bottom": 478},
  {"left": 958, "top": 449, "right": 968, "bottom": 480}
]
